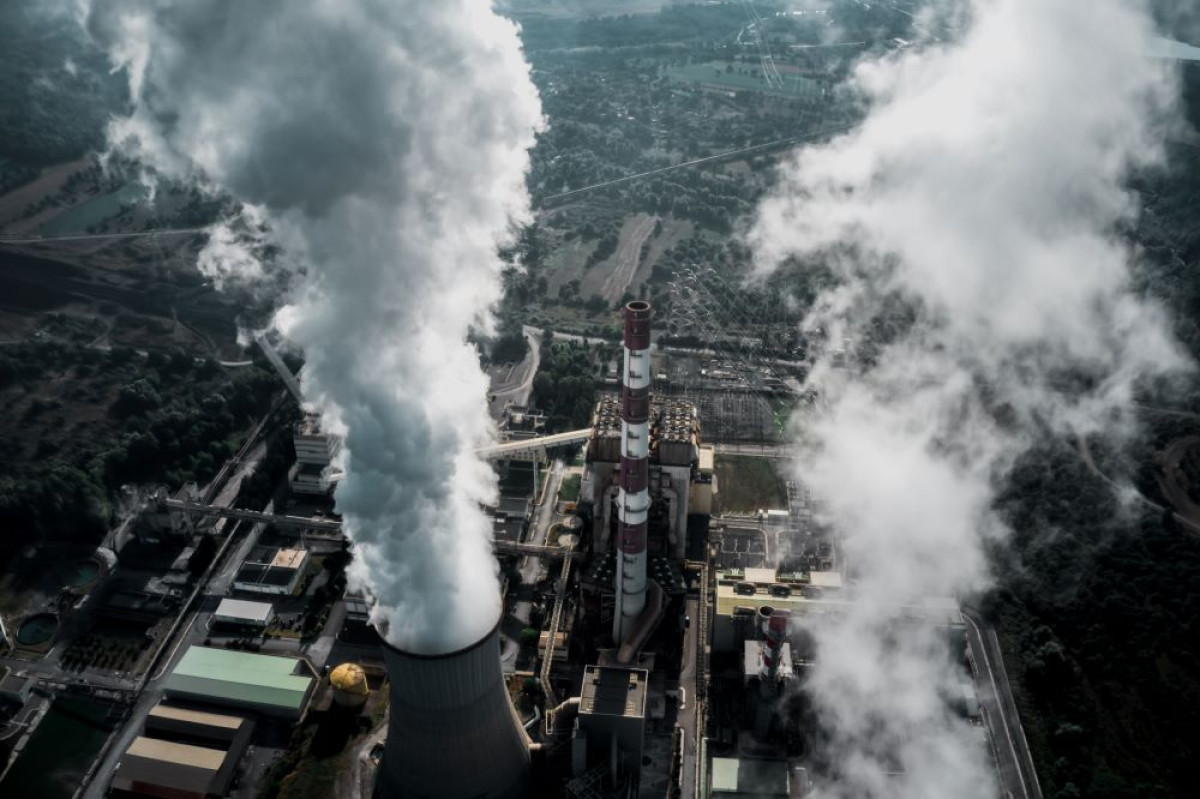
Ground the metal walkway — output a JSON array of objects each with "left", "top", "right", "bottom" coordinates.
[
  {"left": 163, "top": 499, "right": 581, "bottom": 560},
  {"left": 476, "top": 428, "right": 593, "bottom": 460}
]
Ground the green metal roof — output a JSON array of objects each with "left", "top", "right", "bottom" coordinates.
[
  {"left": 710, "top": 757, "right": 790, "bottom": 796},
  {"left": 711, "top": 758, "right": 740, "bottom": 793},
  {"left": 165, "top": 646, "right": 312, "bottom": 712}
]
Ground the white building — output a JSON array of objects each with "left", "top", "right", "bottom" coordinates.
[{"left": 213, "top": 598, "right": 275, "bottom": 628}]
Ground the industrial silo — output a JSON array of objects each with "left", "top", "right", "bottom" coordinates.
[
  {"left": 329, "top": 662, "right": 370, "bottom": 710},
  {"left": 375, "top": 618, "right": 530, "bottom": 799}
]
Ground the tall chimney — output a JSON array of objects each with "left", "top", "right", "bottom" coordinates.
[
  {"left": 375, "top": 617, "right": 530, "bottom": 798},
  {"left": 614, "top": 300, "right": 652, "bottom": 645},
  {"left": 760, "top": 608, "right": 789, "bottom": 689}
]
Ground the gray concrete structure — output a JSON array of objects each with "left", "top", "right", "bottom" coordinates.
[{"left": 376, "top": 619, "right": 530, "bottom": 799}]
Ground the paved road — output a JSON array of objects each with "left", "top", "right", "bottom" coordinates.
[
  {"left": 678, "top": 597, "right": 700, "bottom": 799},
  {"left": 963, "top": 610, "right": 1041, "bottom": 799},
  {"left": 489, "top": 330, "right": 540, "bottom": 418},
  {"left": 0, "top": 227, "right": 209, "bottom": 246}
]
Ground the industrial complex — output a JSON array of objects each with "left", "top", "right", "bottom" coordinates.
[{"left": 0, "top": 300, "right": 1018, "bottom": 799}]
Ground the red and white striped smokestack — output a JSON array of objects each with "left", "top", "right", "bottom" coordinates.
[
  {"left": 760, "top": 609, "right": 789, "bottom": 687},
  {"left": 614, "top": 300, "right": 652, "bottom": 645}
]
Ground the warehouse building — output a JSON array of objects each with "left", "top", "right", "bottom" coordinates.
[
  {"left": 710, "top": 757, "right": 798, "bottom": 798},
  {"left": 164, "top": 646, "right": 316, "bottom": 720},
  {"left": 110, "top": 704, "right": 253, "bottom": 799},
  {"left": 212, "top": 598, "right": 274, "bottom": 629}
]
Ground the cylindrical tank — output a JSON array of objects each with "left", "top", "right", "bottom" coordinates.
[
  {"left": 376, "top": 619, "right": 530, "bottom": 799},
  {"left": 330, "top": 662, "right": 369, "bottom": 710}
]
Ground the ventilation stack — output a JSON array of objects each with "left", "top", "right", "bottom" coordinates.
[
  {"left": 614, "top": 300, "right": 652, "bottom": 646},
  {"left": 375, "top": 618, "right": 530, "bottom": 799}
]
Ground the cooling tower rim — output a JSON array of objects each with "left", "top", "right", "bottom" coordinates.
[{"left": 378, "top": 615, "right": 502, "bottom": 660}]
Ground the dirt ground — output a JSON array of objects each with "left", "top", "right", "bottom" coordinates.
[
  {"left": 540, "top": 210, "right": 691, "bottom": 303},
  {"left": 0, "top": 158, "right": 90, "bottom": 233},
  {"left": 598, "top": 212, "right": 659, "bottom": 302}
]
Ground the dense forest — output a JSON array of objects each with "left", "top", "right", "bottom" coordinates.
[
  {"left": 0, "top": 340, "right": 280, "bottom": 557},
  {"left": 0, "top": 4, "right": 126, "bottom": 169},
  {"left": 978, "top": 59, "right": 1200, "bottom": 799},
  {"left": 531, "top": 337, "right": 598, "bottom": 432}
]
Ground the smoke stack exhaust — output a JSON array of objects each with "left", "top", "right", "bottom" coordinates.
[
  {"left": 614, "top": 300, "right": 652, "bottom": 645},
  {"left": 376, "top": 617, "right": 530, "bottom": 799}
]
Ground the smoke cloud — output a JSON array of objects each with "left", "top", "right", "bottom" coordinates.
[
  {"left": 752, "top": 0, "right": 1185, "bottom": 795},
  {"left": 83, "top": 0, "right": 543, "bottom": 654}
]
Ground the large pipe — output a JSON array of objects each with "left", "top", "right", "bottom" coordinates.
[
  {"left": 376, "top": 618, "right": 530, "bottom": 799},
  {"left": 615, "top": 300, "right": 652, "bottom": 645}
]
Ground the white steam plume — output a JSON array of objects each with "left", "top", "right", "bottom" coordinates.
[
  {"left": 752, "top": 1, "right": 1185, "bottom": 796},
  {"left": 83, "top": 0, "right": 543, "bottom": 654}
]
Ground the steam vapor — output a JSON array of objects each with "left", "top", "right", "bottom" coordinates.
[
  {"left": 752, "top": 1, "right": 1185, "bottom": 796},
  {"left": 83, "top": 0, "right": 543, "bottom": 654}
]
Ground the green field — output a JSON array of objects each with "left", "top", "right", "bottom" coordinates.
[
  {"left": 664, "top": 61, "right": 820, "bottom": 98},
  {"left": 714, "top": 454, "right": 788, "bottom": 514},
  {"left": 39, "top": 182, "right": 149, "bottom": 236},
  {"left": 558, "top": 473, "right": 582, "bottom": 503}
]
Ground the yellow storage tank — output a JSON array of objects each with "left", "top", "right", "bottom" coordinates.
[{"left": 329, "top": 661, "right": 369, "bottom": 709}]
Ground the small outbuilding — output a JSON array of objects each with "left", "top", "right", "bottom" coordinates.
[{"left": 212, "top": 598, "right": 275, "bottom": 628}]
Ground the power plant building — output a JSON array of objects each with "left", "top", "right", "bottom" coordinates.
[
  {"left": 289, "top": 414, "right": 343, "bottom": 495},
  {"left": 572, "top": 665, "right": 648, "bottom": 787}
]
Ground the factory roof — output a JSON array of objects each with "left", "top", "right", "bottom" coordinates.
[
  {"left": 744, "top": 567, "right": 776, "bottom": 585},
  {"left": 214, "top": 598, "right": 274, "bottom": 623},
  {"left": 234, "top": 564, "right": 298, "bottom": 587},
  {"left": 148, "top": 703, "right": 246, "bottom": 730},
  {"left": 165, "top": 646, "right": 314, "bottom": 714},
  {"left": 716, "top": 571, "right": 962, "bottom": 626},
  {"left": 271, "top": 549, "right": 308, "bottom": 569},
  {"left": 711, "top": 757, "right": 790, "bottom": 796},
  {"left": 127, "top": 736, "right": 226, "bottom": 771},
  {"left": 808, "top": 571, "right": 843, "bottom": 589},
  {"left": 580, "top": 665, "right": 647, "bottom": 718}
]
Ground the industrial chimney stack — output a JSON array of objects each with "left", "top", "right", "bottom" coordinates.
[
  {"left": 760, "top": 609, "right": 789, "bottom": 690},
  {"left": 614, "top": 300, "right": 652, "bottom": 645},
  {"left": 375, "top": 617, "right": 530, "bottom": 799}
]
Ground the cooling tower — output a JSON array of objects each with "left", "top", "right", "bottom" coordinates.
[{"left": 375, "top": 618, "right": 530, "bottom": 799}]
